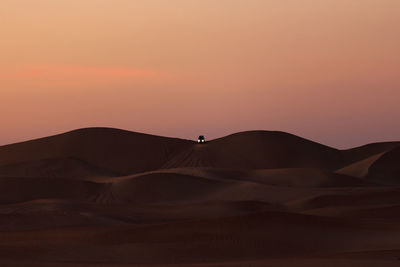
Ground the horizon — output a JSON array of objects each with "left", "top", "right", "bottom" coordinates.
[
  {"left": 1, "top": 126, "right": 399, "bottom": 150},
  {"left": 2, "top": 0, "right": 399, "bottom": 149}
]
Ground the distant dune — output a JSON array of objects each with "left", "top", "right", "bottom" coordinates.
[
  {"left": 162, "top": 130, "right": 346, "bottom": 170},
  {"left": 0, "top": 127, "right": 399, "bottom": 266},
  {"left": 2, "top": 127, "right": 395, "bottom": 177},
  {"left": 0, "top": 128, "right": 191, "bottom": 175}
]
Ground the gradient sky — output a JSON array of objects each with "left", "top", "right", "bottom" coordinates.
[{"left": 1, "top": 0, "right": 399, "bottom": 148}]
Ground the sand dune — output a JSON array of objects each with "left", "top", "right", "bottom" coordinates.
[
  {"left": 337, "top": 146, "right": 400, "bottom": 185},
  {"left": 107, "top": 168, "right": 371, "bottom": 207},
  {"left": 116, "top": 166, "right": 370, "bottom": 186},
  {"left": 336, "top": 152, "right": 385, "bottom": 178},
  {"left": 0, "top": 128, "right": 192, "bottom": 175},
  {"left": 0, "top": 128, "right": 399, "bottom": 266},
  {"left": 0, "top": 128, "right": 350, "bottom": 176},
  {"left": 367, "top": 147, "right": 400, "bottom": 185},
  {"left": 341, "top": 141, "right": 400, "bottom": 163},
  {"left": 288, "top": 187, "right": 400, "bottom": 211},
  {"left": 163, "top": 131, "right": 345, "bottom": 170},
  {"left": 112, "top": 172, "right": 230, "bottom": 203},
  {"left": 0, "top": 157, "right": 118, "bottom": 180},
  {"left": 0, "top": 177, "right": 105, "bottom": 204},
  {"left": 1, "top": 128, "right": 395, "bottom": 177},
  {"left": 1, "top": 211, "right": 400, "bottom": 265}
]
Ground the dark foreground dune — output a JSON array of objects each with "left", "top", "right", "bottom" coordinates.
[{"left": 0, "top": 128, "right": 400, "bottom": 266}]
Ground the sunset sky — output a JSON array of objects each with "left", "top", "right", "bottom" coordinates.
[{"left": 1, "top": 0, "right": 399, "bottom": 148}]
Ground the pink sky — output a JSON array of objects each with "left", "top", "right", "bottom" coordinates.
[{"left": 1, "top": 0, "right": 399, "bottom": 148}]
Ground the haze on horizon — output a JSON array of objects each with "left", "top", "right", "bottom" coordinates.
[{"left": 1, "top": 0, "right": 399, "bottom": 149}]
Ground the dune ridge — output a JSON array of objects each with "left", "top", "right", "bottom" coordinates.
[{"left": 2, "top": 128, "right": 397, "bottom": 177}]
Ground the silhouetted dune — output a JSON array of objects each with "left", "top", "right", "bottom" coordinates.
[
  {"left": 0, "top": 129, "right": 347, "bottom": 175},
  {"left": 1, "top": 128, "right": 396, "bottom": 177},
  {"left": 0, "top": 128, "right": 191, "bottom": 175},
  {"left": 163, "top": 131, "right": 345, "bottom": 170}
]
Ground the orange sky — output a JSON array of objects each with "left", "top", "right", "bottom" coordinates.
[{"left": 1, "top": 0, "right": 399, "bottom": 148}]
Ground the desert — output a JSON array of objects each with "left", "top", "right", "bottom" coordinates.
[{"left": 0, "top": 128, "right": 400, "bottom": 266}]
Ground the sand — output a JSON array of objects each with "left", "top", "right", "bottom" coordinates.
[{"left": 0, "top": 127, "right": 400, "bottom": 266}]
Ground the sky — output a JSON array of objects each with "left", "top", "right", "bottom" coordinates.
[{"left": 1, "top": 0, "right": 399, "bottom": 149}]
